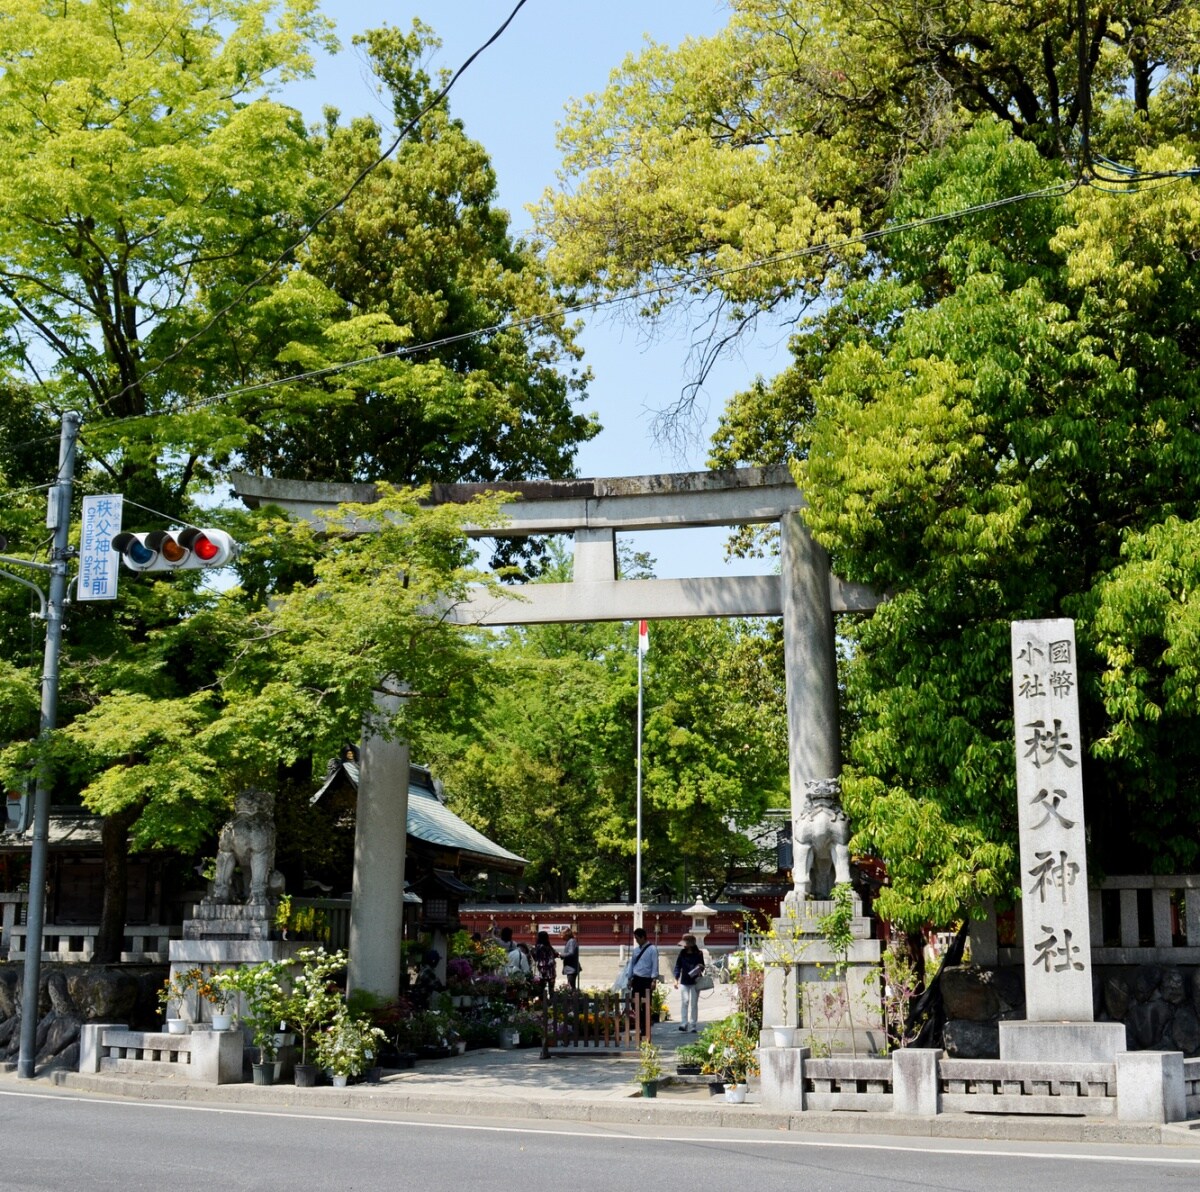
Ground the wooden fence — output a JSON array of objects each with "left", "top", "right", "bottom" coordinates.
[{"left": 543, "top": 988, "right": 653, "bottom": 1052}]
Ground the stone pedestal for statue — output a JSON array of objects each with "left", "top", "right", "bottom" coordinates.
[
  {"left": 166, "top": 789, "right": 301, "bottom": 1067},
  {"left": 760, "top": 895, "right": 883, "bottom": 1055},
  {"left": 168, "top": 902, "right": 303, "bottom": 1025}
]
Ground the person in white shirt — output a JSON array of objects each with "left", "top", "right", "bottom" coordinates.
[{"left": 628, "top": 927, "right": 659, "bottom": 1039}]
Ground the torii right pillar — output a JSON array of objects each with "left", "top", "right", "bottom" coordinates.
[{"left": 761, "top": 513, "right": 881, "bottom": 1050}]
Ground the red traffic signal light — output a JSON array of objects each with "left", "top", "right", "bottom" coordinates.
[{"left": 110, "top": 528, "right": 238, "bottom": 572}]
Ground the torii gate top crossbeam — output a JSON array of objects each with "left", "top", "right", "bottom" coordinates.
[{"left": 229, "top": 466, "right": 879, "bottom": 624}]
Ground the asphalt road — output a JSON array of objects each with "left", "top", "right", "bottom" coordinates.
[{"left": 2, "top": 1085, "right": 1200, "bottom": 1192}]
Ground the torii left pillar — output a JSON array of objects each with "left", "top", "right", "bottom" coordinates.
[{"left": 347, "top": 691, "right": 408, "bottom": 999}]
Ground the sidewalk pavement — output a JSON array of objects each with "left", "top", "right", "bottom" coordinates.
[{"left": 23, "top": 983, "right": 1200, "bottom": 1149}]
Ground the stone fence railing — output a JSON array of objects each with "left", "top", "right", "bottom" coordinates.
[
  {"left": 759, "top": 1041, "right": 1189, "bottom": 1123},
  {"left": 971, "top": 875, "right": 1200, "bottom": 968},
  {"left": 78, "top": 1023, "right": 242, "bottom": 1084},
  {"left": 8, "top": 923, "right": 174, "bottom": 963}
]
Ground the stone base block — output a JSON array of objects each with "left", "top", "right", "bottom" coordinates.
[
  {"left": 191, "top": 1028, "right": 245, "bottom": 1085},
  {"left": 999, "top": 1020, "right": 1127, "bottom": 1062},
  {"left": 758, "top": 1044, "right": 809, "bottom": 1111},
  {"left": 1116, "top": 1050, "right": 1185, "bottom": 1123}
]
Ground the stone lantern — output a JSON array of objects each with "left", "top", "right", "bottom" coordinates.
[{"left": 683, "top": 895, "right": 717, "bottom": 951}]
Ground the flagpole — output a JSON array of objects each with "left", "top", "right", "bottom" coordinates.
[{"left": 634, "top": 620, "right": 646, "bottom": 930}]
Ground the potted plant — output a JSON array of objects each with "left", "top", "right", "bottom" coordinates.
[
  {"left": 675, "top": 1040, "right": 705, "bottom": 1076},
  {"left": 635, "top": 1040, "right": 662, "bottom": 1098},
  {"left": 220, "top": 959, "right": 288, "bottom": 1084},
  {"left": 196, "top": 969, "right": 237, "bottom": 1029},
  {"left": 701, "top": 1014, "right": 759, "bottom": 1103},
  {"left": 284, "top": 946, "right": 347, "bottom": 1086},
  {"left": 315, "top": 1010, "right": 386, "bottom": 1087},
  {"left": 158, "top": 966, "right": 205, "bottom": 1031}
]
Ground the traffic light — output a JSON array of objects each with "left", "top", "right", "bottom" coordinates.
[{"left": 110, "top": 527, "right": 238, "bottom": 572}]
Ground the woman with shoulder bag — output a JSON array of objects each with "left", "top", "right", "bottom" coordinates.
[{"left": 672, "top": 933, "right": 705, "bottom": 1032}]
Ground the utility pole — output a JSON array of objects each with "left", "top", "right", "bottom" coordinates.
[{"left": 16, "top": 410, "right": 81, "bottom": 1080}]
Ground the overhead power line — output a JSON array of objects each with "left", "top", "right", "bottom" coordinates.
[{"left": 103, "top": 0, "right": 530, "bottom": 411}]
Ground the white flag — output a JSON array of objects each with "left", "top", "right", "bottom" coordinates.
[{"left": 638, "top": 620, "right": 649, "bottom": 655}]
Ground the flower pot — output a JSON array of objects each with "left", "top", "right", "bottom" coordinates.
[
  {"left": 331, "top": 1073, "right": 348, "bottom": 1088},
  {"left": 364, "top": 1066, "right": 382, "bottom": 1084},
  {"left": 394, "top": 1052, "right": 416, "bottom": 1070},
  {"left": 724, "top": 1083, "right": 746, "bottom": 1104},
  {"left": 770, "top": 1026, "right": 794, "bottom": 1048},
  {"left": 676, "top": 1063, "right": 702, "bottom": 1076},
  {"left": 251, "top": 1062, "right": 275, "bottom": 1087},
  {"left": 496, "top": 1027, "right": 519, "bottom": 1049},
  {"left": 210, "top": 1012, "right": 233, "bottom": 1031},
  {"left": 640, "top": 1080, "right": 658, "bottom": 1099},
  {"left": 165, "top": 1019, "right": 188, "bottom": 1035},
  {"left": 294, "top": 1063, "right": 319, "bottom": 1088},
  {"left": 707, "top": 1080, "right": 725, "bottom": 1096}
]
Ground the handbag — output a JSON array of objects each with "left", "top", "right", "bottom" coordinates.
[{"left": 695, "top": 973, "right": 714, "bottom": 992}]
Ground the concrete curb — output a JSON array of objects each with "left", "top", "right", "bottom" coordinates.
[{"left": 43, "top": 1069, "right": 1200, "bottom": 1147}]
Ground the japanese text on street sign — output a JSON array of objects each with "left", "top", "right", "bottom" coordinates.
[{"left": 77, "top": 495, "right": 122, "bottom": 602}]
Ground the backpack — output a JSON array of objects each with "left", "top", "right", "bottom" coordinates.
[{"left": 534, "top": 943, "right": 557, "bottom": 984}]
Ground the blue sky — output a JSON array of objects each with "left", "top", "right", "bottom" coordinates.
[{"left": 280, "top": 2, "right": 787, "bottom": 578}]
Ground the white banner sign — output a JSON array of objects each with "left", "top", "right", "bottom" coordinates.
[{"left": 77, "top": 495, "right": 123, "bottom": 602}]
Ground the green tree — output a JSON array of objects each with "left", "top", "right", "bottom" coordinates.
[
  {"left": 206, "top": 22, "right": 599, "bottom": 492},
  {"left": 0, "top": 0, "right": 333, "bottom": 508},
  {"left": 0, "top": 8, "right": 599, "bottom": 953},
  {"left": 537, "top": 1, "right": 1198, "bottom": 404},
  {"left": 538, "top": 1, "right": 1200, "bottom": 927},
  {"left": 419, "top": 544, "right": 788, "bottom": 900}
]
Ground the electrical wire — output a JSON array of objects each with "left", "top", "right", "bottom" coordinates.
[
  {"left": 76, "top": 177, "right": 1083, "bottom": 436},
  {"left": 101, "top": 0, "right": 529, "bottom": 413}
]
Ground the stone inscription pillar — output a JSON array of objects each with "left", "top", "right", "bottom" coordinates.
[
  {"left": 1010, "top": 618, "right": 1093, "bottom": 1021},
  {"left": 348, "top": 691, "right": 409, "bottom": 999}
]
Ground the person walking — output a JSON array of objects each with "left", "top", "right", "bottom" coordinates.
[
  {"left": 627, "top": 926, "right": 659, "bottom": 1039},
  {"left": 672, "top": 933, "right": 705, "bottom": 1032},
  {"left": 560, "top": 928, "right": 581, "bottom": 990}
]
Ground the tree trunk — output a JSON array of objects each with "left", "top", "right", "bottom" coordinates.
[{"left": 93, "top": 805, "right": 140, "bottom": 963}]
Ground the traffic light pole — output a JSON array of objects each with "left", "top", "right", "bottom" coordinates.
[{"left": 17, "top": 410, "right": 81, "bottom": 1080}]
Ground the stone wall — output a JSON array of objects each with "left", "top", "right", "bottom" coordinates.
[
  {"left": 940, "top": 963, "right": 1200, "bottom": 1058},
  {"left": 0, "top": 964, "right": 162, "bottom": 1071}
]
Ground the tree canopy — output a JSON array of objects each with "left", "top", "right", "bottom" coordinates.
[
  {"left": 538, "top": 0, "right": 1200, "bottom": 926},
  {"left": 0, "top": 5, "right": 599, "bottom": 946},
  {"left": 418, "top": 544, "right": 789, "bottom": 902}
]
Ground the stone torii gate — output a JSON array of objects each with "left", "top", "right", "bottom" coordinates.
[{"left": 232, "top": 466, "right": 879, "bottom": 996}]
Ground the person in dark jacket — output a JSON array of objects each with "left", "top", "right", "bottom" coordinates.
[
  {"left": 561, "top": 928, "right": 581, "bottom": 990},
  {"left": 672, "top": 934, "right": 705, "bottom": 1032}
]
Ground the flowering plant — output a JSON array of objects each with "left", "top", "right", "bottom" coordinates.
[
  {"left": 284, "top": 947, "right": 347, "bottom": 1066},
  {"left": 446, "top": 956, "right": 474, "bottom": 993},
  {"left": 159, "top": 967, "right": 235, "bottom": 1015},
  {"left": 699, "top": 1014, "right": 760, "bottom": 1084},
  {"left": 218, "top": 960, "right": 289, "bottom": 1063},
  {"left": 315, "top": 1010, "right": 387, "bottom": 1077},
  {"left": 158, "top": 967, "right": 202, "bottom": 1011},
  {"left": 395, "top": 1008, "right": 456, "bottom": 1051}
]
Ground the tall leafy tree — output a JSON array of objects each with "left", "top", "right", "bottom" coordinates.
[
  {"left": 0, "top": 7, "right": 598, "bottom": 952},
  {"left": 419, "top": 545, "right": 788, "bottom": 900},
  {"left": 538, "top": 2, "right": 1200, "bottom": 926}
]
